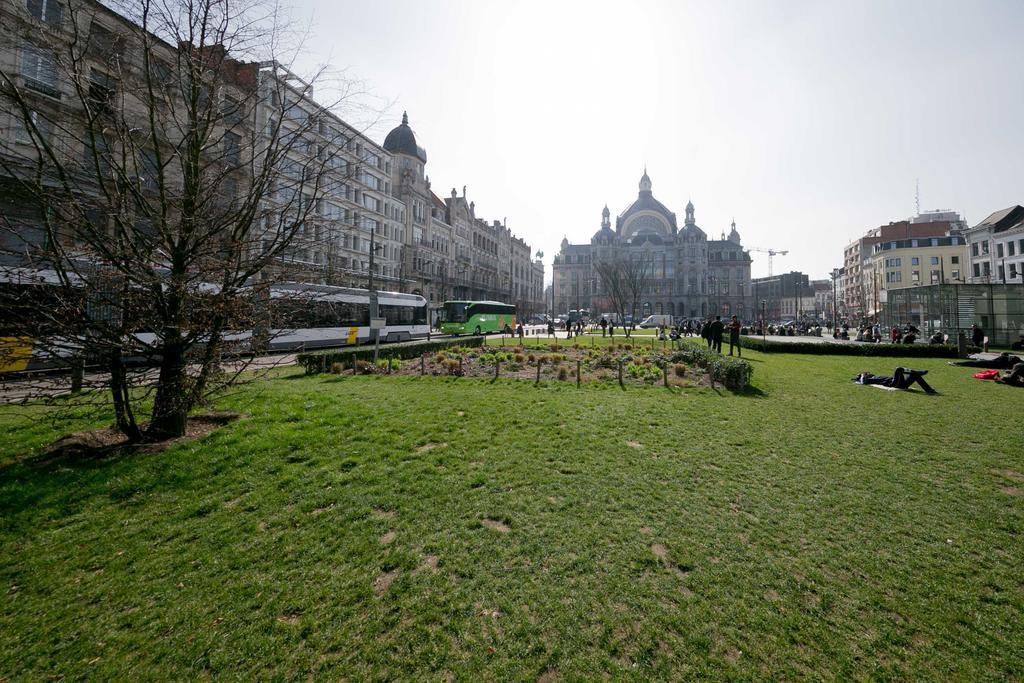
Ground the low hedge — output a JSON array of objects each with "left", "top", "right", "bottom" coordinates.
[
  {"left": 737, "top": 337, "right": 979, "bottom": 358},
  {"left": 297, "top": 336, "right": 484, "bottom": 374},
  {"left": 670, "top": 344, "right": 753, "bottom": 390}
]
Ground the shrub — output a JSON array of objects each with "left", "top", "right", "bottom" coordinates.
[
  {"left": 329, "top": 362, "right": 344, "bottom": 375},
  {"left": 444, "top": 359, "right": 461, "bottom": 375},
  {"left": 738, "top": 338, "right": 976, "bottom": 358},
  {"left": 673, "top": 363, "right": 687, "bottom": 378},
  {"left": 355, "top": 360, "right": 372, "bottom": 374},
  {"left": 514, "top": 353, "right": 525, "bottom": 363},
  {"left": 670, "top": 344, "right": 753, "bottom": 390},
  {"left": 527, "top": 353, "right": 536, "bottom": 363},
  {"left": 434, "top": 351, "right": 448, "bottom": 363},
  {"left": 549, "top": 354, "right": 562, "bottom": 366},
  {"left": 557, "top": 366, "right": 568, "bottom": 381}
]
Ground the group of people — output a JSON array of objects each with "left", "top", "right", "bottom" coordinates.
[{"left": 696, "top": 315, "right": 743, "bottom": 356}]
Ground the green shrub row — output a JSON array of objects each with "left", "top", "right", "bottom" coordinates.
[
  {"left": 297, "top": 337, "right": 484, "bottom": 374},
  {"left": 670, "top": 345, "right": 753, "bottom": 390},
  {"left": 737, "top": 337, "right": 979, "bottom": 358}
]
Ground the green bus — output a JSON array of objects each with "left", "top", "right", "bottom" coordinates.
[{"left": 440, "top": 301, "right": 517, "bottom": 336}]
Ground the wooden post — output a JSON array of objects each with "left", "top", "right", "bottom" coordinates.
[
  {"left": 536, "top": 358, "right": 542, "bottom": 385},
  {"left": 576, "top": 360, "right": 581, "bottom": 388},
  {"left": 70, "top": 356, "right": 84, "bottom": 395},
  {"left": 420, "top": 354, "right": 425, "bottom": 375},
  {"left": 663, "top": 361, "right": 669, "bottom": 388},
  {"left": 494, "top": 359, "right": 500, "bottom": 381},
  {"left": 618, "top": 359, "right": 624, "bottom": 388},
  {"left": 459, "top": 356, "right": 463, "bottom": 376},
  {"left": 352, "top": 355, "right": 357, "bottom": 375}
]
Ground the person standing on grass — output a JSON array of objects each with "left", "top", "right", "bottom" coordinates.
[
  {"left": 547, "top": 320, "right": 555, "bottom": 338},
  {"left": 971, "top": 323, "right": 984, "bottom": 348},
  {"left": 728, "top": 315, "right": 742, "bottom": 356},
  {"left": 710, "top": 315, "right": 724, "bottom": 353},
  {"left": 600, "top": 317, "right": 607, "bottom": 337}
]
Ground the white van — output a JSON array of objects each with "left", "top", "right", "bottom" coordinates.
[{"left": 639, "top": 314, "right": 673, "bottom": 329}]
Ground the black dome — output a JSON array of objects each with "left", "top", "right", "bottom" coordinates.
[{"left": 383, "top": 112, "right": 427, "bottom": 163}]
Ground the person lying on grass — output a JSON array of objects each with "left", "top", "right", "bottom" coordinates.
[{"left": 853, "top": 368, "right": 937, "bottom": 394}]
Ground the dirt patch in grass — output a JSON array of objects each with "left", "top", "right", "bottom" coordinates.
[
  {"left": 35, "top": 412, "right": 242, "bottom": 464},
  {"left": 1000, "top": 486, "right": 1023, "bottom": 496},
  {"left": 224, "top": 494, "right": 247, "bottom": 508},
  {"left": 276, "top": 612, "right": 301, "bottom": 625},
  {"left": 481, "top": 518, "right": 510, "bottom": 533},
  {"left": 992, "top": 468, "right": 1024, "bottom": 481},
  {"left": 537, "top": 668, "right": 558, "bottom": 683},
  {"left": 371, "top": 508, "right": 395, "bottom": 520},
  {"left": 374, "top": 569, "right": 399, "bottom": 595},
  {"left": 627, "top": 440, "right": 643, "bottom": 449},
  {"left": 651, "top": 543, "right": 693, "bottom": 593},
  {"left": 415, "top": 442, "right": 447, "bottom": 453},
  {"left": 417, "top": 555, "right": 439, "bottom": 573},
  {"left": 311, "top": 504, "right": 335, "bottom": 516},
  {"left": 380, "top": 530, "right": 396, "bottom": 544}
]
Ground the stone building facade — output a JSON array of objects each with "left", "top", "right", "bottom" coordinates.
[
  {"left": 382, "top": 114, "right": 545, "bottom": 316},
  {"left": 553, "top": 171, "right": 753, "bottom": 320},
  {"left": 0, "top": 0, "right": 544, "bottom": 316}
]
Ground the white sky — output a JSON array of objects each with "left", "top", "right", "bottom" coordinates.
[{"left": 288, "top": 0, "right": 1024, "bottom": 281}]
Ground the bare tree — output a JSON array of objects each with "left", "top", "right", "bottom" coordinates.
[
  {"left": 593, "top": 252, "right": 651, "bottom": 338},
  {"left": 0, "top": 0, "right": 371, "bottom": 440}
]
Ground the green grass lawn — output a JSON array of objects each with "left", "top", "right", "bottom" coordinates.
[{"left": 1, "top": 345, "right": 1022, "bottom": 680}]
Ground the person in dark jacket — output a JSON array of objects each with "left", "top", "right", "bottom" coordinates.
[
  {"left": 728, "top": 315, "right": 742, "bottom": 356},
  {"left": 971, "top": 324, "right": 984, "bottom": 347},
  {"left": 853, "top": 368, "right": 936, "bottom": 394},
  {"left": 709, "top": 316, "right": 724, "bottom": 353}
]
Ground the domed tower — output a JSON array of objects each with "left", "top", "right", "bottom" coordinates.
[
  {"left": 728, "top": 219, "right": 741, "bottom": 244},
  {"left": 685, "top": 200, "right": 696, "bottom": 226},
  {"left": 616, "top": 169, "right": 677, "bottom": 242},
  {"left": 591, "top": 204, "right": 616, "bottom": 245},
  {"left": 639, "top": 167, "right": 652, "bottom": 195},
  {"left": 382, "top": 111, "right": 427, "bottom": 163}
]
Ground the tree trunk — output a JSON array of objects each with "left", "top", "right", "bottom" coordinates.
[
  {"left": 109, "top": 349, "right": 142, "bottom": 441},
  {"left": 147, "top": 337, "right": 188, "bottom": 440}
]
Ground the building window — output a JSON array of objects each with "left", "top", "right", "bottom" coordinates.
[
  {"left": 930, "top": 270, "right": 940, "bottom": 283},
  {"left": 973, "top": 264, "right": 980, "bottom": 278},
  {"left": 971, "top": 242, "right": 979, "bottom": 257},
  {"left": 223, "top": 131, "right": 240, "bottom": 165},
  {"left": 21, "top": 45, "right": 59, "bottom": 98},
  {"left": 912, "top": 270, "right": 920, "bottom": 282},
  {"left": 952, "top": 269, "right": 960, "bottom": 280},
  {"left": 12, "top": 110, "right": 52, "bottom": 144},
  {"left": 28, "top": 0, "right": 62, "bottom": 24},
  {"left": 982, "top": 241, "right": 989, "bottom": 254},
  {"left": 1009, "top": 242, "right": 1016, "bottom": 256},
  {"left": 911, "top": 257, "right": 920, "bottom": 266},
  {"left": 930, "top": 256, "right": 939, "bottom": 265},
  {"left": 997, "top": 243, "right": 1004, "bottom": 258},
  {"left": 1011, "top": 264, "right": 1018, "bottom": 279},
  {"left": 951, "top": 255, "right": 959, "bottom": 264}
]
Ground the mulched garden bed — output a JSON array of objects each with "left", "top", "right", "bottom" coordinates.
[{"left": 329, "top": 343, "right": 713, "bottom": 389}]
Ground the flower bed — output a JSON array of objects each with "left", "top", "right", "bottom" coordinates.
[{"left": 317, "top": 343, "right": 732, "bottom": 389}]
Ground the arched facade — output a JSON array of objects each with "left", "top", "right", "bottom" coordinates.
[{"left": 554, "top": 170, "right": 754, "bottom": 321}]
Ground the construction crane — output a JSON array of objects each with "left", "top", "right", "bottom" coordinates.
[{"left": 748, "top": 247, "right": 789, "bottom": 277}]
